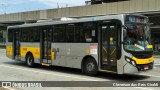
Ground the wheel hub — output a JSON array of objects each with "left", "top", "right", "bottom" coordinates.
[{"left": 86, "top": 63, "right": 95, "bottom": 72}]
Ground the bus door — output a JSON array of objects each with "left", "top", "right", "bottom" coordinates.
[
  {"left": 100, "top": 21, "right": 120, "bottom": 72},
  {"left": 13, "top": 29, "right": 21, "bottom": 60},
  {"left": 41, "top": 29, "right": 52, "bottom": 64}
]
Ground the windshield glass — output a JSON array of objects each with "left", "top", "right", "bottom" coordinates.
[{"left": 124, "top": 24, "right": 151, "bottom": 51}]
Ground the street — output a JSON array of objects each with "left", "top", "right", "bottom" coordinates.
[{"left": 0, "top": 49, "right": 160, "bottom": 90}]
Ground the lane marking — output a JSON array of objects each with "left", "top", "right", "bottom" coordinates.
[
  {"left": 0, "top": 64, "right": 102, "bottom": 81},
  {"left": 154, "top": 67, "right": 157, "bottom": 69},
  {"left": 139, "top": 73, "right": 160, "bottom": 78},
  {"left": 135, "top": 87, "right": 154, "bottom": 90},
  {"left": 153, "top": 64, "right": 160, "bottom": 68},
  {"left": 1, "top": 57, "right": 160, "bottom": 80},
  {"left": 154, "top": 64, "right": 160, "bottom": 65},
  {"left": 0, "top": 58, "right": 157, "bottom": 90},
  {"left": 3, "top": 86, "right": 16, "bottom": 90},
  {"left": 0, "top": 57, "right": 9, "bottom": 60}
]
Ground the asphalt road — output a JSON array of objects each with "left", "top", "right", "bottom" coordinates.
[{"left": 0, "top": 49, "right": 160, "bottom": 90}]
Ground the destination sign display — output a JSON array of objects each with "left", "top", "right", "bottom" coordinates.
[{"left": 125, "top": 15, "right": 148, "bottom": 23}]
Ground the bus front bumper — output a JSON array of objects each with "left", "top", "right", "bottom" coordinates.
[{"left": 123, "top": 62, "right": 154, "bottom": 74}]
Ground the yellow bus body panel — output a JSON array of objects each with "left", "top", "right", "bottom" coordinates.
[
  {"left": 6, "top": 46, "right": 13, "bottom": 56},
  {"left": 51, "top": 52, "right": 54, "bottom": 60},
  {"left": 20, "top": 46, "right": 40, "bottom": 59},
  {"left": 132, "top": 56, "right": 154, "bottom": 64},
  {"left": 147, "top": 45, "right": 153, "bottom": 49}
]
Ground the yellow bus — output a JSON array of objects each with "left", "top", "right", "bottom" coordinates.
[{"left": 6, "top": 14, "right": 154, "bottom": 76}]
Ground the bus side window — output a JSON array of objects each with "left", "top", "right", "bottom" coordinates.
[
  {"left": 79, "top": 22, "right": 97, "bottom": 43},
  {"left": 53, "top": 25, "right": 66, "bottom": 42},
  {"left": 79, "top": 28, "right": 85, "bottom": 42},
  {"left": 66, "top": 24, "right": 74, "bottom": 42},
  {"left": 85, "top": 32, "right": 92, "bottom": 42},
  {"left": 21, "top": 27, "right": 40, "bottom": 42},
  {"left": 74, "top": 25, "right": 80, "bottom": 42},
  {"left": 83, "top": 22, "right": 97, "bottom": 42},
  {"left": 8, "top": 29, "right": 13, "bottom": 42}
]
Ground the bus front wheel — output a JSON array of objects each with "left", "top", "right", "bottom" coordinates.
[
  {"left": 83, "top": 58, "right": 98, "bottom": 76},
  {"left": 26, "top": 54, "right": 35, "bottom": 67}
]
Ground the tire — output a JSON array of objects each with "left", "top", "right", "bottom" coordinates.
[
  {"left": 26, "top": 54, "right": 35, "bottom": 67},
  {"left": 83, "top": 58, "right": 98, "bottom": 76}
]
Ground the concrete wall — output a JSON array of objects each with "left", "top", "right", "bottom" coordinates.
[{"left": 0, "top": 0, "right": 160, "bottom": 22}]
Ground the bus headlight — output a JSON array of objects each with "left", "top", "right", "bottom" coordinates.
[
  {"left": 131, "top": 61, "right": 136, "bottom": 66},
  {"left": 126, "top": 58, "right": 131, "bottom": 62},
  {"left": 125, "top": 56, "right": 136, "bottom": 66}
]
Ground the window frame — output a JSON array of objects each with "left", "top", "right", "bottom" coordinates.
[{"left": 52, "top": 21, "right": 98, "bottom": 43}]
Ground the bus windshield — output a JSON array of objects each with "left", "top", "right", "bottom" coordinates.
[{"left": 124, "top": 24, "right": 151, "bottom": 51}]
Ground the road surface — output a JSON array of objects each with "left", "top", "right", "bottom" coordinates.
[{"left": 0, "top": 49, "right": 160, "bottom": 90}]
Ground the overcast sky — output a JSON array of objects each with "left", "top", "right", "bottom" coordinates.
[{"left": 0, "top": 0, "right": 87, "bottom": 14}]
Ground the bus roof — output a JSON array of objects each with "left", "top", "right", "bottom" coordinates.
[{"left": 7, "top": 14, "right": 146, "bottom": 29}]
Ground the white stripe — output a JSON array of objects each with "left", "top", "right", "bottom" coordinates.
[
  {"left": 1, "top": 56, "right": 160, "bottom": 79},
  {"left": 140, "top": 73, "right": 160, "bottom": 78},
  {"left": 0, "top": 58, "right": 157, "bottom": 90},
  {"left": 0, "top": 65, "right": 102, "bottom": 81},
  {"left": 3, "top": 86, "right": 16, "bottom": 90},
  {"left": 135, "top": 87, "right": 154, "bottom": 90},
  {"left": 154, "top": 67, "right": 157, "bottom": 69},
  {"left": 154, "top": 64, "right": 160, "bottom": 65},
  {"left": 0, "top": 57, "right": 7, "bottom": 59},
  {"left": 1, "top": 57, "right": 160, "bottom": 79}
]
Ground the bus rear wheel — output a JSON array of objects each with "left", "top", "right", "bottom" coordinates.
[
  {"left": 83, "top": 58, "right": 98, "bottom": 76},
  {"left": 26, "top": 54, "right": 35, "bottom": 67}
]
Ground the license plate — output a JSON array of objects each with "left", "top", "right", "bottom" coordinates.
[{"left": 144, "top": 66, "right": 149, "bottom": 70}]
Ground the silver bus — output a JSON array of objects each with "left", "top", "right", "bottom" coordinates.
[{"left": 6, "top": 14, "right": 154, "bottom": 75}]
